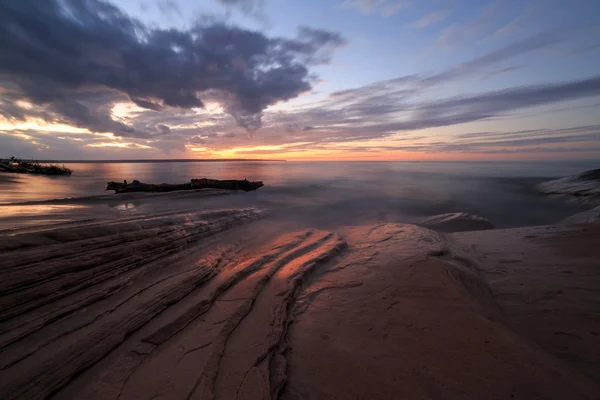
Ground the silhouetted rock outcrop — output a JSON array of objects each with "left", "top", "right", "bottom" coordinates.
[
  {"left": 0, "top": 157, "right": 72, "bottom": 175},
  {"left": 537, "top": 169, "right": 600, "bottom": 200}
]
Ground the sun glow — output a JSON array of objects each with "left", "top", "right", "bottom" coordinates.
[
  {"left": 0, "top": 117, "right": 89, "bottom": 134},
  {"left": 186, "top": 145, "right": 210, "bottom": 152},
  {"left": 216, "top": 142, "right": 313, "bottom": 156},
  {"left": 14, "top": 100, "right": 34, "bottom": 110},
  {"left": 111, "top": 102, "right": 148, "bottom": 120},
  {"left": 86, "top": 142, "right": 152, "bottom": 149}
]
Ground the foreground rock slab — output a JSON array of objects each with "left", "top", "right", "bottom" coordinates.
[
  {"left": 283, "top": 223, "right": 600, "bottom": 399},
  {"left": 1, "top": 216, "right": 599, "bottom": 399},
  {"left": 451, "top": 223, "right": 600, "bottom": 383}
]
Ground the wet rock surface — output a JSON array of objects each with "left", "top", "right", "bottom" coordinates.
[
  {"left": 1, "top": 211, "right": 599, "bottom": 399},
  {"left": 420, "top": 212, "right": 495, "bottom": 232}
]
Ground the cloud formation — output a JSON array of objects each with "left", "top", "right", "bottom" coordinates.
[
  {"left": 216, "top": 0, "right": 265, "bottom": 15},
  {"left": 341, "top": 0, "right": 410, "bottom": 16},
  {"left": 423, "top": 27, "right": 582, "bottom": 86},
  {"left": 480, "top": 66, "right": 521, "bottom": 80},
  {"left": 410, "top": 10, "right": 450, "bottom": 29},
  {"left": 1, "top": 0, "right": 599, "bottom": 160},
  {"left": 0, "top": 0, "right": 345, "bottom": 136},
  {"left": 436, "top": 0, "right": 501, "bottom": 49},
  {"left": 490, "top": 0, "right": 547, "bottom": 39},
  {"left": 259, "top": 75, "right": 600, "bottom": 147}
]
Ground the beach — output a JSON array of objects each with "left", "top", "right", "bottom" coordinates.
[{"left": 0, "top": 163, "right": 599, "bottom": 399}]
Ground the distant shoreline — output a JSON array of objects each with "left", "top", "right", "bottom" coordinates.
[{"left": 30, "top": 159, "right": 287, "bottom": 164}]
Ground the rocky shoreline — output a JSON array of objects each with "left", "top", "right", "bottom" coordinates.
[
  {"left": 0, "top": 171, "right": 599, "bottom": 399},
  {"left": 0, "top": 158, "right": 72, "bottom": 176}
]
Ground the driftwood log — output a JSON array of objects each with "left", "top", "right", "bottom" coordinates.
[{"left": 106, "top": 179, "right": 264, "bottom": 194}]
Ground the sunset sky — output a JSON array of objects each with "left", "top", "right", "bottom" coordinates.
[{"left": 1, "top": 0, "right": 599, "bottom": 160}]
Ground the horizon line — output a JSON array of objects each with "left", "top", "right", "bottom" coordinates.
[
  {"left": 2, "top": 158, "right": 598, "bottom": 164},
  {"left": 2, "top": 158, "right": 288, "bottom": 164}
]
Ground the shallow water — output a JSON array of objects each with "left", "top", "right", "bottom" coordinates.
[{"left": 0, "top": 160, "right": 597, "bottom": 231}]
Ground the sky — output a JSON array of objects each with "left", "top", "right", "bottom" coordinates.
[{"left": 0, "top": 0, "right": 599, "bottom": 161}]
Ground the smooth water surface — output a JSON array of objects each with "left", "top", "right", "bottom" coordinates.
[{"left": 0, "top": 160, "right": 597, "bottom": 230}]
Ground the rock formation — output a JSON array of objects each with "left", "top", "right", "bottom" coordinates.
[
  {"left": 537, "top": 169, "right": 600, "bottom": 200},
  {"left": 0, "top": 208, "right": 599, "bottom": 399},
  {"left": 420, "top": 212, "right": 495, "bottom": 232},
  {"left": 0, "top": 157, "right": 72, "bottom": 175}
]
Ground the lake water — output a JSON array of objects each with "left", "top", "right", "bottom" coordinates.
[{"left": 0, "top": 160, "right": 597, "bottom": 231}]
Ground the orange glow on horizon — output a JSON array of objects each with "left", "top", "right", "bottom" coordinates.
[
  {"left": 203, "top": 147, "right": 600, "bottom": 162},
  {"left": 86, "top": 142, "right": 152, "bottom": 149},
  {"left": 0, "top": 115, "right": 597, "bottom": 162}
]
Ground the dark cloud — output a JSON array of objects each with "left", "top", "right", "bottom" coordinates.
[
  {"left": 281, "top": 123, "right": 315, "bottom": 133},
  {"left": 0, "top": 0, "right": 345, "bottom": 135},
  {"left": 281, "top": 27, "right": 347, "bottom": 65},
  {"left": 157, "top": 124, "right": 171, "bottom": 135},
  {"left": 0, "top": 96, "right": 55, "bottom": 123},
  {"left": 131, "top": 98, "right": 165, "bottom": 111},
  {"left": 284, "top": 123, "right": 300, "bottom": 133},
  {"left": 188, "top": 136, "right": 207, "bottom": 145}
]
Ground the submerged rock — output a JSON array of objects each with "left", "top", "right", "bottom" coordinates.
[
  {"left": 420, "top": 212, "right": 495, "bottom": 232},
  {"left": 537, "top": 169, "right": 600, "bottom": 199}
]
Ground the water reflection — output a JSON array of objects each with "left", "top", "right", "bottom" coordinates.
[
  {"left": 0, "top": 204, "right": 86, "bottom": 217},
  {"left": 0, "top": 161, "right": 295, "bottom": 204},
  {"left": 0, "top": 160, "right": 597, "bottom": 230},
  {"left": 111, "top": 202, "right": 138, "bottom": 211},
  {"left": 0, "top": 174, "right": 79, "bottom": 204},
  {"left": 0, "top": 204, "right": 89, "bottom": 232}
]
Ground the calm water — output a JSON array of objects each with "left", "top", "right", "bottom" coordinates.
[{"left": 0, "top": 160, "right": 597, "bottom": 230}]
